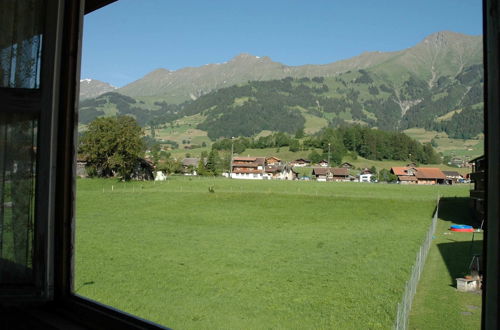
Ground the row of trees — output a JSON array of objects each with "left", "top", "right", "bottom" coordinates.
[{"left": 211, "top": 125, "right": 441, "bottom": 165}]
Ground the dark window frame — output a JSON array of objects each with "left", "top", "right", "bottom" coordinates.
[{"left": 1, "top": 0, "right": 498, "bottom": 328}]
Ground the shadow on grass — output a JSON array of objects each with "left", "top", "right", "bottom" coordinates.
[
  {"left": 437, "top": 240, "right": 482, "bottom": 286},
  {"left": 437, "top": 197, "right": 483, "bottom": 286},
  {"left": 438, "top": 197, "right": 476, "bottom": 226}
]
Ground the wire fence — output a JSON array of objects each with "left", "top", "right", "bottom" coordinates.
[{"left": 394, "top": 196, "right": 440, "bottom": 330}]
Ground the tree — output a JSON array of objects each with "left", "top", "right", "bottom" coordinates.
[
  {"left": 79, "top": 116, "right": 145, "bottom": 180},
  {"left": 294, "top": 128, "right": 305, "bottom": 139},
  {"left": 379, "top": 168, "right": 398, "bottom": 182},
  {"left": 197, "top": 156, "right": 208, "bottom": 176},
  {"left": 289, "top": 139, "right": 300, "bottom": 152},
  {"left": 206, "top": 149, "right": 222, "bottom": 175},
  {"left": 308, "top": 150, "right": 323, "bottom": 164}
]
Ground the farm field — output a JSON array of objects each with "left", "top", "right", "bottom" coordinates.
[
  {"left": 403, "top": 128, "right": 484, "bottom": 158},
  {"left": 75, "top": 177, "right": 469, "bottom": 329}
]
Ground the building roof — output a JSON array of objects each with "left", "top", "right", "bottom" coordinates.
[
  {"left": 292, "top": 158, "right": 311, "bottom": 163},
  {"left": 233, "top": 156, "right": 258, "bottom": 161},
  {"left": 391, "top": 167, "right": 409, "bottom": 176},
  {"left": 312, "top": 167, "right": 349, "bottom": 176},
  {"left": 331, "top": 168, "right": 349, "bottom": 176},
  {"left": 415, "top": 168, "right": 446, "bottom": 180},
  {"left": 443, "top": 171, "right": 463, "bottom": 177},
  {"left": 233, "top": 157, "right": 265, "bottom": 167},
  {"left": 266, "top": 156, "right": 281, "bottom": 161}
]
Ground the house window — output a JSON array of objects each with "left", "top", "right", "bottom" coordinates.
[{"left": 0, "top": 0, "right": 44, "bottom": 290}]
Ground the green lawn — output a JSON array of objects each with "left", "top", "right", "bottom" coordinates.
[
  {"left": 75, "top": 178, "right": 469, "bottom": 329},
  {"left": 409, "top": 197, "right": 482, "bottom": 329}
]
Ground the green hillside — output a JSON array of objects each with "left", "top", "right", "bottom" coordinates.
[{"left": 79, "top": 31, "right": 484, "bottom": 159}]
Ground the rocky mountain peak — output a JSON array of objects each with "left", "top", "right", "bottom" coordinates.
[{"left": 79, "top": 78, "right": 116, "bottom": 100}]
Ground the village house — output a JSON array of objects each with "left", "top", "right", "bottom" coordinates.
[
  {"left": 391, "top": 167, "right": 418, "bottom": 184},
  {"left": 341, "top": 162, "right": 354, "bottom": 169},
  {"left": 181, "top": 157, "right": 204, "bottom": 175},
  {"left": 266, "top": 156, "right": 282, "bottom": 166},
  {"left": 359, "top": 173, "right": 374, "bottom": 182},
  {"left": 265, "top": 165, "right": 298, "bottom": 180},
  {"left": 391, "top": 167, "right": 446, "bottom": 185},
  {"left": 312, "top": 167, "right": 350, "bottom": 182},
  {"left": 318, "top": 159, "right": 329, "bottom": 167},
  {"left": 231, "top": 156, "right": 266, "bottom": 179},
  {"left": 443, "top": 170, "right": 464, "bottom": 184},
  {"left": 290, "top": 158, "right": 311, "bottom": 167},
  {"left": 231, "top": 157, "right": 298, "bottom": 180}
]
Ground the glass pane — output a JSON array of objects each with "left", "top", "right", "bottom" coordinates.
[
  {"left": 0, "top": 0, "right": 44, "bottom": 89},
  {"left": 0, "top": 113, "right": 37, "bottom": 285}
]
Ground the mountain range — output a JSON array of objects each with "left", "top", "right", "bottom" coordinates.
[{"left": 79, "top": 31, "right": 483, "bottom": 140}]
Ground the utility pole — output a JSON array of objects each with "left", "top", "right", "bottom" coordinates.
[
  {"left": 328, "top": 143, "right": 331, "bottom": 166},
  {"left": 230, "top": 137, "right": 234, "bottom": 179}
]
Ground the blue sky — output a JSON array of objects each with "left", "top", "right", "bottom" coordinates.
[{"left": 81, "top": 0, "right": 483, "bottom": 87}]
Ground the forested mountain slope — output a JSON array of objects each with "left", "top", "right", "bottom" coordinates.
[{"left": 79, "top": 31, "right": 483, "bottom": 141}]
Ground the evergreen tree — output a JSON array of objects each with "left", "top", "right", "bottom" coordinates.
[{"left": 206, "top": 149, "right": 222, "bottom": 175}]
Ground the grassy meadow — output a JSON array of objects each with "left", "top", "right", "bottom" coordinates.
[
  {"left": 409, "top": 197, "right": 482, "bottom": 329},
  {"left": 75, "top": 177, "right": 469, "bottom": 329}
]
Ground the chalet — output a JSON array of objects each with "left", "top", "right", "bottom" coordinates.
[
  {"left": 443, "top": 170, "right": 464, "bottom": 184},
  {"left": 312, "top": 167, "right": 330, "bottom": 182},
  {"left": 318, "top": 160, "right": 329, "bottom": 167},
  {"left": 266, "top": 156, "right": 282, "bottom": 166},
  {"left": 131, "top": 158, "right": 155, "bottom": 180},
  {"left": 265, "top": 165, "right": 298, "bottom": 180},
  {"left": 231, "top": 157, "right": 266, "bottom": 179},
  {"left": 182, "top": 157, "right": 202, "bottom": 175},
  {"left": 359, "top": 173, "right": 374, "bottom": 182},
  {"left": 391, "top": 167, "right": 418, "bottom": 184},
  {"left": 331, "top": 168, "right": 350, "bottom": 181},
  {"left": 312, "top": 167, "right": 350, "bottom": 182},
  {"left": 341, "top": 162, "right": 354, "bottom": 169},
  {"left": 391, "top": 167, "right": 446, "bottom": 185},
  {"left": 360, "top": 168, "right": 372, "bottom": 174},
  {"left": 414, "top": 168, "right": 446, "bottom": 184},
  {"left": 290, "top": 158, "right": 311, "bottom": 167}
]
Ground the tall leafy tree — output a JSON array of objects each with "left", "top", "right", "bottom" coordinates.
[{"left": 79, "top": 116, "right": 145, "bottom": 180}]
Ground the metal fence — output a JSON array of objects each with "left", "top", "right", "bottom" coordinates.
[{"left": 394, "top": 196, "right": 440, "bottom": 330}]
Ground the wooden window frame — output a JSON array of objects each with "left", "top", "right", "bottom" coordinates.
[{"left": 1, "top": 0, "right": 498, "bottom": 328}]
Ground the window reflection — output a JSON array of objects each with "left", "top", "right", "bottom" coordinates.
[
  {"left": 0, "top": 113, "right": 37, "bottom": 284},
  {"left": 0, "top": 0, "right": 44, "bottom": 89}
]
